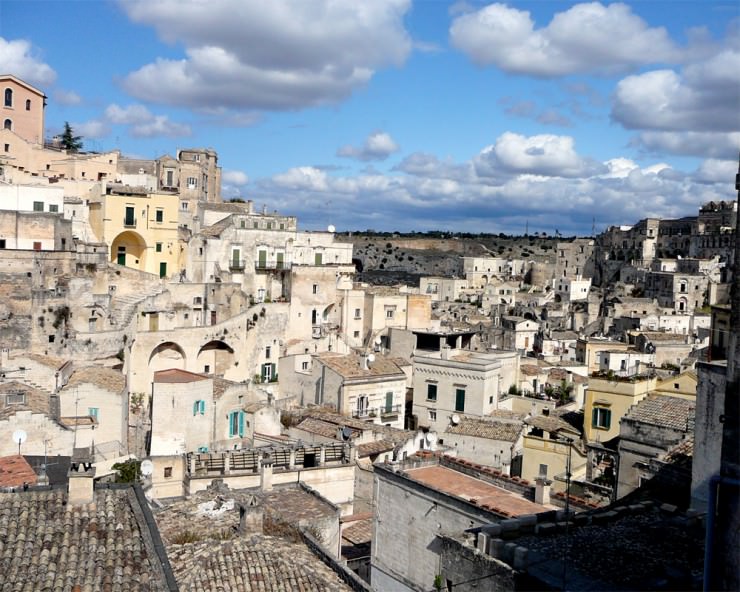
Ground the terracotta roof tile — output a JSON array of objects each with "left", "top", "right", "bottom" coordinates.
[
  {"left": 624, "top": 395, "right": 695, "bottom": 431},
  {"left": 446, "top": 417, "right": 523, "bottom": 442},
  {"left": 316, "top": 352, "right": 405, "bottom": 380},
  {"left": 0, "top": 455, "right": 37, "bottom": 488},
  {"left": 65, "top": 366, "right": 126, "bottom": 393}
]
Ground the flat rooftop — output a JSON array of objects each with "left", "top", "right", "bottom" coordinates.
[{"left": 404, "top": 464, "right": 548, "bottom": 517}]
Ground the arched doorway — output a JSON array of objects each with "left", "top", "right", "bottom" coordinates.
[
  {"left": 197, "top": 340, "right": 235, "bottom": 376},
  {"left": 149, "top": 342, "right": 186, "bottom": 373},
  {"left": 111, "top": 231, "right": 147, "bottom": 271}
]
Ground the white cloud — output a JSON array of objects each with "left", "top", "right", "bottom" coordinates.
[
  {"left": 273, "top": 166, "right": 329, "bottom": 191},
  {"left": 475, "top": 132, "right": 606, "bottom": 178},
  {"left": 73, "top": 120, "right": 110, "bottom": 139},
  {"left": 103, "top": 103, "right": 191, "bottom": 138},
  {"left": 632, "top": 131, "right": 740, "bottom": 159},
  {"left": 53, "top": 89, "right": 82, "bottom": 106},
  {"left": 223, "top": 170, "right": 249, "bottom": 186},
  {"left": 695, "top": 158, "right": 737, "bottom": 184},
  {"left": 449, "top": 2, "right": 677, "bottom": 77},
  {"left": 0, "top": 38, "right": 56, "bottom": 86},
  {"left": 337, "top": 132, "right": 400, "bottom": 161},
  {"left": 120, "top": 0, "right": 411, "bottom": 111},
  {"left": 612, "top": 49, "right": 740, "bottom": 132}
]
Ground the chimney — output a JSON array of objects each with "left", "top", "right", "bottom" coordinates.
[
  {"left": 441, "top": 345, "right": 451, "bottom": 360},
  {"left": 535, "top": 466, "right": 552, "bottom": 505},
  {"left": 67, "top": 450, "right": 96, "bottom": 507},
  {"left": 260, "top": 452, "right": 273, "bottom": 492},
  {"left": 238, "top": 495, "right": 263, "bottom": 535}
]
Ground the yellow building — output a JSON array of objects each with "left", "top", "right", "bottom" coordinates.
[
  {"left": 653, "top": 370, "right": 697, "bottom": 400},
  {"left": 89, "top": 186, "right": 184, "bottom": 278},
  {"left": 584, "top": 375, "right": 657, "bottom": 443}
]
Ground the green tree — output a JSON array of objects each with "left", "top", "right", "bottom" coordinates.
[
  {"left": 112, "top": 459, "right": 141, "bottom": 483},
  {"left": 60, "top": 121, "right": 83, "bottom": 152}
]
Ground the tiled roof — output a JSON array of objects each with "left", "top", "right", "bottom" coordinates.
[
  {"left": 404, "top": 465, "right": 547, "bottom": 517},
  {"left": 168, "top": 537, "right": 350, "bottom": 591},
  {"left": 0, "top": 455, "right": 37, "bottom": 488},
  {"left": 11, "top": 352, "right": 66, "bottom": 369},
  {"left": 488, "top": 408, "right": 528, "bottom": 421},
  {"left": 199, "top": 216, "right": 233, "bottom": 238},
  {"left": 520, "top": 364, "right": 542, "bottom": 376},
  {"left": 0, "top": 381, "right": 51, "bottom": 419},
  {"left": 65, "top": 366, "right": 126, "bottom": 393},
  {"left": 356, "top": 439, "right": 395, "bottom": 458},
  {"left": 342, "top": 518, "right": 373, "bottom": 545},
  {"left": 624, "top": 395, "right": 695, "bottom": 431},
  {"left": 525, "top": 414, "right": 581, "bottom": 436},
  {"left": 154, "top": 368, "right": 209, "bottom": 383},
  {"left": 0, "top": 488, "right": 170, "bottom": 590},
  {"left": 316, "top": 352, "right": 405, "bottom": 380},
  {"left": 446, "top": 417, "right": 523, "bottom": 442},
  {"left": 300, "top": 410, "right": 414, "bottom": 446},
  {"left": 296, "top": 417, "right": 357, "bottom": 440}
]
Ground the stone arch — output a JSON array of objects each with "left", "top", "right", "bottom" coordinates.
[
  {"left": 197, "top": 340, "right": 235, "bottom": 376},
  {"left": 149, "top": 341, "right": 186, "bottom": 372},
  {"left": 111, "top": 230, "right": 148, "bottom": 271}
]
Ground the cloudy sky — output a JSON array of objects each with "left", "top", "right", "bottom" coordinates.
[{"left": 2, "top": 0, "right": 738, "bottom": 234}]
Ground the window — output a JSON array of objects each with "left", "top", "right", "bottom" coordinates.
[
  {"left": 354, "top": 308, "right": 361, "bottom": 319},
  {"left": 427, "top": 383, "right": 438, "bottom": 401},
  {"left": 385, "top": 391, "right": 394, "bottom": 413},
  {"left": 353, "top": 331, "right": 360, "bottom": 338},
  {"left": 33, "top": 201, "right": 44, "bottom": 212},
  {"left": 312, "top": 284, "right": 318, "bottom": 294},
  {"left": 204, "top": 365, "right": 210, "bottom": 374},
  {"left": 592, "top": 407, "right": 611, "bottom": 430},
  {"left": 25, "top": 99, "right": 30, "bottom": 111},
  {"left": 3, "top": 119, "right": 11, "bottom": 130},
  {"left": 88, "top": 407, "right": 99, "bottom": 420},
  {"left": 6, "top": 393, "right": 25, "bottom": 405},
  {"left": 301, "top": 361, "right": 309, "bottom": 371},
  {"left": 261, "top": 362, "right": 276, "bottom": 382},
  {"left": 155, "top": 209, "right": 164, "bottom": 223},
  {"left": 155, "top": 242, "right": 163, "bottom": 253},
  {"left": 254, "top": 221, "right": 259, "bottom": 229},
  {"left": 265, "top": 346, "right": 271, "bottom": 359},
  {"left": 3, "top": 143, "right": 8, "bottom": 152},
  {"left": 164, "top": 467, "right": 173, "bottom": 478},
  {"left": 429, "top": 409, "right": 437, "bottom": 422},
  {"left": 314, "top": 253, "right": 323, "bottom": 265},
  {"left": 186, "top": 176, "right": 197, "bottom": 187},
  {"left": 124, "top": 206, "right": 135, "bottom": 226},
  {"left": 33, "top": 242, "right": 41, "bottom": 251},
  {"left": 280, "top": 223, "right": 285, "bottom": 230},
  {"left": 181, "top": 201, "right": 189, "bottom": 211},
  {"left": 385, "top": 306, "right": 395, "bottom": 319},
  {"left": 4, "top": 88, "right": 12, "bottom": 107},
  {"left": 197, "top": 446, "right": 209, "bottom": 453},
  {"left": 455, "top": 389, "right": 466, "bottom": 413},
  {"left": 0, "top": 239, "right": 6, "bottom": 249},
  {"left": 49, "top": 204, "right": 59, "bottom": 213},
  {"left": 229, "top": 410, "right": 245, "bottom": 437},
  {"left": 193, "top": 400, "right": 206, "bottom": 416}
]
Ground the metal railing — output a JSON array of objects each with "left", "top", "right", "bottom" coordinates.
[
  {"left": 123, "top": 217, "right": 136, "bottom": 228},
  {"left": 352, "top": 404, "right": 403, "bottom": 420},
  {"left": 255, "top": 260, "right": 291, "bottom": 271}
]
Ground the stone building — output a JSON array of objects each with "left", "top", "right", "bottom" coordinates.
[
  {"left": 690, "top": 200, "right": 737, "bottom": 263},
  {"left": 0, "top": 74, "right": 45, "bottom": 145},
  {"left": 443, "top": 415, "right": 525, "bottom": 473},
  {"left": 412, "top": 348, "right": 519, "bottom": 433},
  {"left": 616, "top": 394, "right": 695, "bottom": 499},
  {"left": 554, "top": 238, "right": 595, "bottom": 279}
]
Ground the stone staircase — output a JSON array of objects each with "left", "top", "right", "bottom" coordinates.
[{"left": 109, "top": 287, "right": 164, "bottom": 329}]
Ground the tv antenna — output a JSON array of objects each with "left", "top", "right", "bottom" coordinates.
[{"left": 12, "top": 429, "right": 27, "bottom": 456}]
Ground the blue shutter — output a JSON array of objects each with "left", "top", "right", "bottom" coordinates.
[
  {"left": 193, "top": 401, "right": 199, "bottom": 416},
  {"left": 238, "top": 411, "right": 245, "bottom": 437},
  {"left": 199, "top": 400, "right": 206, "bottom": 415},
  {"left": 228, "top": 411, "right": 236, "bottom": 437}
]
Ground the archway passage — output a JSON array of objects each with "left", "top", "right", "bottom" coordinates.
[
  {"left": 111, "top": 231, "right": 147, "bottom": 271},
  {"left": 197, "top": 340, "right": 235, "bottom": 376},
  {"left": 149, "top": 341, "right": 186, "bottom": 373}
]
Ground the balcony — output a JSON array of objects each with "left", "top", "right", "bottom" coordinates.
[
  {"left": 352, "top": 404, "right": 402, "bottom": 421},
  {"left": 255, "top": 260, "right": 291, "bottom": 272},
  {"left": 123, "top": 217, "right": 137, "bottom": 228},
  {"left": 229, "top": 260, "right": 245, "bottom": 272}
]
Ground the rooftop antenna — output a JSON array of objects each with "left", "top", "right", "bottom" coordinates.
[
  {"left": 12, "top": 429, "right": 27, "bottom": 456},
  {"left": 592, "top": 217, "right": 596, "bottom": 237}
]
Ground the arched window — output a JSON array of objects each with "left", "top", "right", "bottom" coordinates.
[
  {"left": 3, "top": 88, "right": 12, "bottom": 107},
  {"left": 3, "top": 119, "right": 11, "bottom": 131},
  {"left": 25, "top": 99, "right": 31, "bottom": 111}
]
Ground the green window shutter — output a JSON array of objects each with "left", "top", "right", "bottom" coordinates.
[
  {"left": 193, "top": 401, "right": 199, "bottom": 416},
  {"left": 199, "top": 400, "right": 206, "bottom": 415},
  {"left": 592, "top": 408, "right": 599, "bottom": 428},
  {"left": 271, "top": 363, "right": 277, "bottom": 381},
  {"left": 238, "top": 411, "right": 245, "bottom": 437},
  {"left": 228, "top": 411, "right": 236, "bottom": 437},
  {"left": 604, "top": 409, "right": 611, "bottom": 429},
  {"left": 385, "top": 392, "right": 393, "bottom": 413},
  {"left": 455, "top": 389, "right": 465, "bottom": 413},
  {"left": 427, "top": 384, "right": 437, "bottom": 401}
]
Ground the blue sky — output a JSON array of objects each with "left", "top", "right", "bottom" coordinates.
[{"left": 1, "top": 0, "right": 738, "bottom": 234}]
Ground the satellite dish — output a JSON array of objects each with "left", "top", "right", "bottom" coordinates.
[
  {"left": 341, "top": 427, "right": 353, "bottom": 441},
  {"left": 426, "top": 433, "right": 437, "bottom": 445},
  {"left": 327, "top": 224, "right": 336, "bottom": 233},
  {"left": 451, "top": 414, "right": 460, "bottom": 425},
  {"left": 367, "top": 353, "right": 375, "bottom": 363},
  {"left": 140, "top": 459, "right": 154, "bottom": 477},
  {"left": 374, "top": 336, "right": 382, "bottom": 346},
  {"left": 12, "top": 430, "right": 27, "bottom": 445}
]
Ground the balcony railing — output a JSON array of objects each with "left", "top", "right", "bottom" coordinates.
[
  {"left": 352, "top": 404, "right": 403, "bottom": 421},
  {"left": 255, "top": 260, "right": 291, "bottom": 271},
  {"left": 123, "top": 217, "right": 136, "bottom": 228},
  {"left": 229, "top": 261, "right": 245, "bottom": 272}
]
